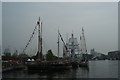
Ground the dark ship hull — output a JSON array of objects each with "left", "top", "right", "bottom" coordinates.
[{"left": 26, "top": 61, "right": 72, "bottom": 71}]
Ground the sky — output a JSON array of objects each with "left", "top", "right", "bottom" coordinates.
[
  {"left": 0, "top": 1, "right": 2, "bottom": 56},
  {"left": 118, "top": 2, "right": 120, "bottom": 51},
  {"left": 2, "top": 2, "right": 118, "bottom": 56}
]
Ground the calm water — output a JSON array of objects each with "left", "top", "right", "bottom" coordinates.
[{"left": 2, "top": 60, "right": 118, "bottom": 78}]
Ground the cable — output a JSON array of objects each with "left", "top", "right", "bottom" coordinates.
[{"left": 22, "top": 25, "right": 37, "bottom": 53}]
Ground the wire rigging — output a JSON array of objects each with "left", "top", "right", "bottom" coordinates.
[{"left": 22, "top": 25, "right": 37, "bottom": 53}]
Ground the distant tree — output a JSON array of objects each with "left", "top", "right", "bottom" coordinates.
[
  {"left": 18, "top": 52, "right": 29, "bottom": 61},
  {"left": 46, "top": 50, "right": 53, "bottom": 61},
  {"left": 3, "top": 48, "right": 11, "bottom": 57},
  {"left": 2, "top": 48, "right": 11, "bottom": 60},
  {"left": 13, "top": 50, "right": 18, "bottom": 56},
  {"left": 12, "top": 49, "right": 18, "bottom": 60},
  {"left": 46, "top": 49, "right": 57, "bottom": 61}
]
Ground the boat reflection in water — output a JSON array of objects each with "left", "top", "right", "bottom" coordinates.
[
  {"left": 27, "top": 65, "right": 89, "bottom": 78},
  {"left": 2, "top": 60, "right": 118, "bottom": 78}
]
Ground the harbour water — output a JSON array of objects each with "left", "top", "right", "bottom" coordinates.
[{"left": 2, "top": 60, "right": 118, "bottom": 79}]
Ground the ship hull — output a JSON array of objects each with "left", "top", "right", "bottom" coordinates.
[{"left": 26, "top": 61, "right": 72, "bottom": 71}]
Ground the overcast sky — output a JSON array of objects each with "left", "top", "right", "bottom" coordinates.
[
  {"left": 0, "top": 2, "right": 2, "bottom": 55},
  {"left": 118, "top": 2, "right": 120, "bottom": 51},
  {"left": 2, "top": 2, "right": 118, "bottom": 56}
]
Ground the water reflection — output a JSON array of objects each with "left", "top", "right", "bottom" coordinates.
[
  {"left": 2, "top": 60, "right": 118, "bottom": 78},
  {"left": 26, "top": 66, "right": 90, "bottom": 78},
  {"left": 77, "top": 67, "right": 89, "bottom": 78},
  {"left": 88, "top": 60, "right": 118, "bottom": 78}
]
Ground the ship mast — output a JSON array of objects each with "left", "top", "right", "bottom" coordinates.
[
  {"left": 80, "top": 35, "right": 82, "bottom": 53},
  {"left": 37, "top": 17, "right": 42, "bottom": 60},
  {"left": 71, "top": 33, "right": 75, "bottom": 59},
  {"left": 57, "top": 28, "right": 60, "bottom": 59},
  {"left": 41, "top": 21, "right": 43, "bottom": 59},
  {"left": 82, "top": 27, "right": 87, "bottom": 54}
]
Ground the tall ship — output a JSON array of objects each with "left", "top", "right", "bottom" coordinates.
[
  {"left": 63, "top": 28, "right": 88, "bottom": 61},
  {"left": 62, "top": 28, "right": 89, "bottom": 67},
  {"left": 25, "top": 17, "right": 73, "bottom": 71},
  {"left": 23, "top": 17, "right": 89, "bottom": 71}
]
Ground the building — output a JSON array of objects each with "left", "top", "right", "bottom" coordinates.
[
  {"left": 108, "top": 51, "right": 120, "bottom": 60},
  {"left": 90, "top": 48, "right": 108, "bottom": 60},
  {"left": 90, "top": 48, "right": 101, "bottom": 57}
]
